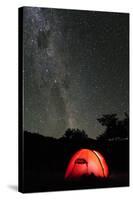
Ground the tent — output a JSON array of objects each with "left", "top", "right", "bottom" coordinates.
[{"left": 65, "top": 149, "right": 109, "bottom": 180}]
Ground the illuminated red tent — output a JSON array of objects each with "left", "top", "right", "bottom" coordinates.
[{"left": 65, "top": 149, "right": 109, "bottom": 180}]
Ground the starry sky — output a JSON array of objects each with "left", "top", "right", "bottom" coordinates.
[{"left": 23, "top": 7, "right": 129, "bottom": 139}]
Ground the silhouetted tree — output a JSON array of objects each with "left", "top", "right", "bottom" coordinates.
[
  {"left": 97, "top": 114, "right": 118, "bottom": 126},
  {"left": 62, "top": 128, "right": 88, "bottom": 141},
  {"left": 97, "top": 113, "right": 129, "bottom": 140},
  {"left": 117, "top": 112, "right": 129, "bottom": 139}
]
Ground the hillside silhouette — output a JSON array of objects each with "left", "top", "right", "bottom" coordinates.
[{"left": 22, "top": 114, "right": 129, "bottom": 192}]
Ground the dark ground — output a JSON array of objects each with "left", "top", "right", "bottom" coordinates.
[{"left": 20, "top": 131, "right": 129, "bottom": 193}]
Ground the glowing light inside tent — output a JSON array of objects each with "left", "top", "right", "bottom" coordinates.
[{"left": 65, "top": 149, "right": 109, "bottom": 180}]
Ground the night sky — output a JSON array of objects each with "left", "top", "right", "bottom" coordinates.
[{"left": 23, "top": 7, "right": 129, "bottom": 138}]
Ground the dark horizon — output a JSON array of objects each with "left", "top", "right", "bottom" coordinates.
[{"left": 24, "top": 111, "right": 129, "bottom": 139}]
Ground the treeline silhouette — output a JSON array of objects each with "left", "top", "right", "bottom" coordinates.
[
  {"left": 97, "top": 113, "right": 129, "bottom": 140},
  {"left": 22, "top": 113, "right": 129, "bottom": 192}
]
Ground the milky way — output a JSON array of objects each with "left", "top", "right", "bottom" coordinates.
[{"left": 23, "top": 7, "right": 129, "bottom": 138}]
